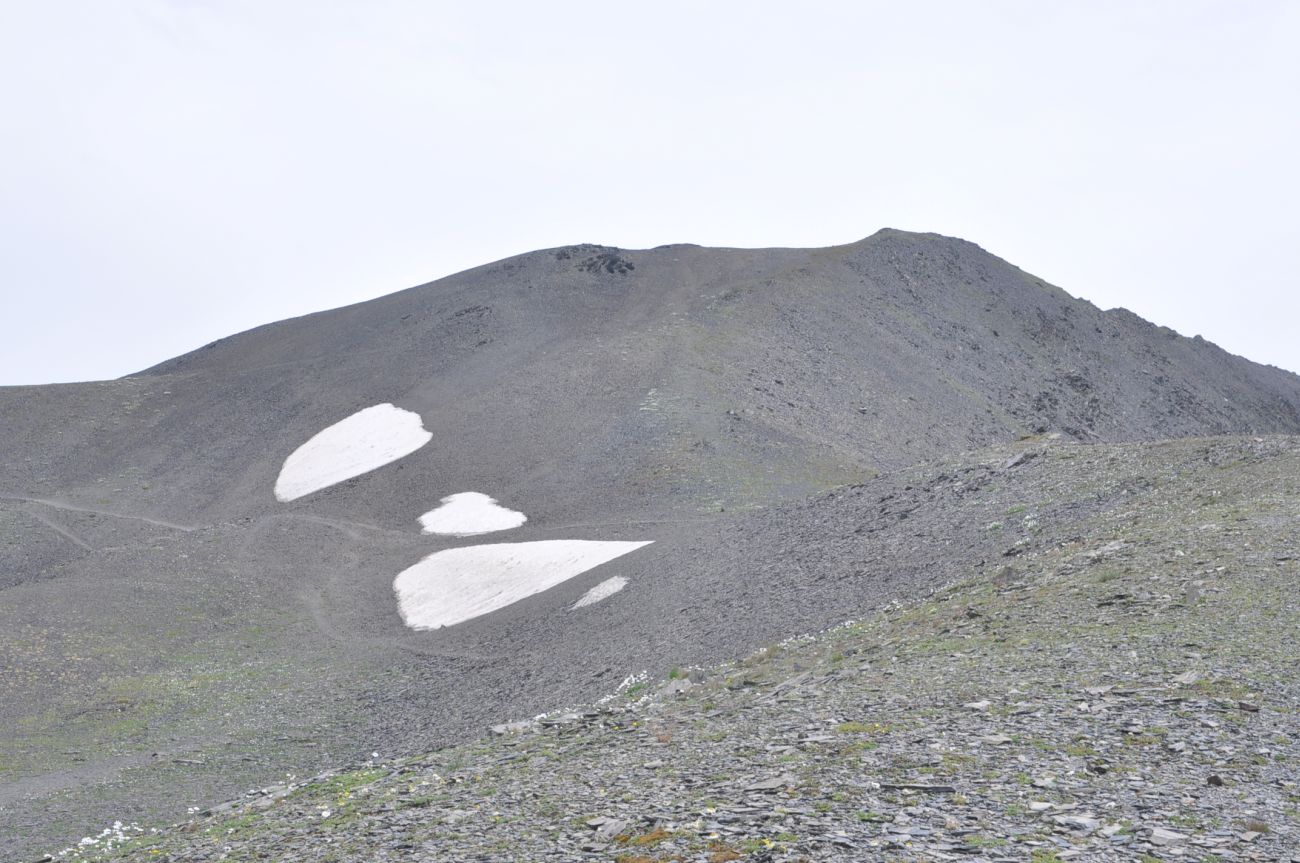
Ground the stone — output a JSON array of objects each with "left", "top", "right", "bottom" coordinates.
[
  {"left": 879, "top": 783, "right": 956, "bottom": 794},
  {"left": 1053, "top": 815, "right": 1100, "bottom": 834},
  {"left": 1150, "top": 827, "right": 1188, "bottom": 846},
  {"left": 661, "top": 678, "right": 693, "bottom": 697},
  {"left": 1003, "top": 451, "right": 1038, "bottom": 469},
  {"left": 744, "top": 775, "right": 793, "bottom": 793}
]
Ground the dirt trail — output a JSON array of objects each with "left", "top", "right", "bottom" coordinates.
[
  {"left": 0, "top": 494, "right": 199, "bottom": 532},
  {"left": 20, "top": 508, "right": 93, "bottom": 550}
]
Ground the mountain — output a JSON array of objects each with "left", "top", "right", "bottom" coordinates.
[
  {"left": 37, "top": 435, "right": 1300, "bottom": 861},
  {"left": 3, "top": 229, "right": 1299, "bottom": 856}
]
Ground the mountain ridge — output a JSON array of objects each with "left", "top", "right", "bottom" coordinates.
[{"left": 6, "top": 229, "right": 1299, "bottom": 529}]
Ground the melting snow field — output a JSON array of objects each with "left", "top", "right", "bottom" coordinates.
[
  {"left": 274, "top": 404, "right": 432, "bottom": 502},
  {"left": 395, "top": 540, "right": 652, "bottom": 629},
  {"left": 572, "top": 575, "right": 628, "bottom": 609},
  {"left": 419, "top": 492, "right": 527, "bottom": 536}
]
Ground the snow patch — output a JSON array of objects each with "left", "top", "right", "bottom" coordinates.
[
  {"left": 274, "top": 403, "right": 432, "bottom": 501},
  {"left": 572, "top": 575, "right": 628, "bottom": 609},
  {"left": 419, "top": 492, "right": 527, "bottom": 536},
  {"left": 395, "top": 540, "right": 652, "bottom": 630}
]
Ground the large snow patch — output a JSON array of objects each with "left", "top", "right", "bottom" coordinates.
[
  {"left": 419, "top": 492, "right": 527, "bottom": 536},
  {"left": 274, "top": 403, "right": 432, "bottom": 502},
  {"left": 395, "top": 540, "right": 652, "bottom": 630}
]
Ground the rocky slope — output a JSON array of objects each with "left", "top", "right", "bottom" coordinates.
[{"left": 47, "top": 435, "right": 1300, "bottom": 862}]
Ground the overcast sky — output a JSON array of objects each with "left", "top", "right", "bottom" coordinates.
[{"left": 2, "top": 1, "right": 1297, "bottom": 385}]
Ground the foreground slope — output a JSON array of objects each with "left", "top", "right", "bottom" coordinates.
[
  {"left": 4, "top": 231, "right": 1300, "bottom": 856},
  {"left": 50, "top": 435, "right": 1300, "bottom": 862}
]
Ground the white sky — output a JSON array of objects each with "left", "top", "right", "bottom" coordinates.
[{"left": 2, "top": 1, "right": 1297, "bottom": 385}]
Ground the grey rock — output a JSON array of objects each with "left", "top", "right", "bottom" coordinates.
[
  {"left": 1149, "top": 827, "right": 1189, "bottom": 846},
  {"left": 1053, "top": 814, "right": 1100, "bottom": 834},
  {"left": 660, "top": 678, "right": 693, "bottom": 697},
  {"left": 744, "top": 775, "right": 795, "bottom": 793}
]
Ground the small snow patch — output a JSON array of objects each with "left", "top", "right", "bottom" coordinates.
[
  {"left": 274, "top": 403, "right": 432, "bottom": 502},
  {"left": 395, "top": 540, "right": 651, "bottom": 630},
  {"left": 572, "top": 575, "right": 628, "bottom": 609},
  {"left": 419, "top": 492, "right": 526, "bottom": 536}
]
